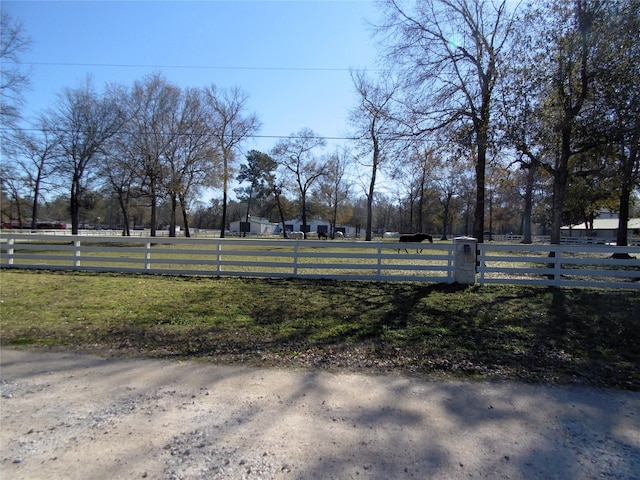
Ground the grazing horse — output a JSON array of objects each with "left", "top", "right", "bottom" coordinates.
[
  {"left": 398, "top": 233, "right": 433, "bottom": 253},
  {"left": 317, "top": 231, "right": 328, "bottom": 240}
]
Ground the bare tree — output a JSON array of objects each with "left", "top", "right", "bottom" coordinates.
[
  {"left": 47, "top": 78, "right": 125, "bottom": 234},
  {"left": 313, "top": 150, "right": 352, "bottom": 238},
  {"left": 271, "top": 128, "right": 327, "bottom": 238},
  {"left": 0, "top": 12, "right": 32, "bottom": 147},
  {"left": 102, "top": 87, "right": 144, "bottom": 237},
  {"left": 101, "top": 137, "right": 139, "bottom": 236},
  {"left": 205, "top": 86, "right": 261, "bottom": 238},
  {"left": 0, "top": 161, "right": 28, "bottom": 226},
  {"left": 127, "top": 73, "right": 180, "bottom": 236},
  {"left": 498, "top": 12, "right": 546, "bottom": 244},
  {"left": 402, "top": 139, "right": 469, "bottom": 239},
  {"left": 0, "top": 118, "right": 59, "bottom": 229},
  {"left": 162, "top": 87, "right": 218, "bottom": 237},
  {"left": 349, "top": 71, "right": 399, "bottom": 241},
  {"left": 15, "top": 121, "right": 60, "bottom": 228},
  {"left": 377, "top": 0, "right": 515, "bottom": 242}
]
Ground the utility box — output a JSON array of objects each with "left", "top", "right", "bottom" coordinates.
[{"left": 453, "top": 237, "right": 478, "bottom": 284}]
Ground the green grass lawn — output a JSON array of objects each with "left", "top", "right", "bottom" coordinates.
[{"left": 1, "top": 270, "right": 638, "bottom": 390}]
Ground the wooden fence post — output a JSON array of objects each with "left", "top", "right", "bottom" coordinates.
[
  {"left": 6, "top": 238, "right": 14, "bottom": 265},
  {"left": 216, "top": 241, "right": 222, "bottom": 274},
  {"left": 477, "top": 244, "right": 485, "bottom": 286},
  {"left": 73, "top": 239, "right": 81, "bottom": 269},
  {"left": 144, "top": 241, "right": 151, "bottom": 270}
]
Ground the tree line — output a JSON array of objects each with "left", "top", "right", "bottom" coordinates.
[{"left": 1, "top": 0, "right": 639, "bottom": 244}]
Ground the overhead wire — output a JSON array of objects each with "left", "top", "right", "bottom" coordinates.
[
  {"left": 20, "top": 61, "right": 385, "bottom": 73},
  {"left": 1, "top": 126, "right": 364, "bottom": 142}
]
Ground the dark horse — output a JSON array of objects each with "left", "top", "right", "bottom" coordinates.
[{"left": 398, "top": 233, "right": 433, "bottom": 253}]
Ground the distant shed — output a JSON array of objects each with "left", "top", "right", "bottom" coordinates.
[
  {"left": 229, "top": 217, "right": 279, "bottom": 235},
  {"left": 561, "top": 217, "right": 640, "bottom": 241}
]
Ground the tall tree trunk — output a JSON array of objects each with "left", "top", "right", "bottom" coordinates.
[
  {"left": 521, "top": 160, "right": 537, "bottom": 244},
  {"left": 30, "top": 168, "right": 44, "bottom": 229},
  {"left": 273, "top": 186, "right": 287, "bottom": 238},
  {"left": 615, "top": 145, "right": 637, "bottom": 249},
  {"left": 12, "top": 194, "right": 25, "bottom": 227},
  {"left": 474, "top": 66, "right": 495, "bottom": 242},
  {"left": 331, "top": 192, "right": 338, "bottom": 239},
  {"left": 169, "top": 194, "right": 177, "bottom": 237},
  {"left": 70, "top": 178, "right": 80, "bottom": 235},
  {"left": 220, "top": 156, "right": 228, "bottom": 238},
  {"left": 150, "top": 182, "right": 157, "bottom": 237},
  {"left": 417, "top": 174, "right": 425, "bottom": 233},
  {"left": 440, "top": 192, "right": 452, "bottom": 241},
  {"left": 180, "top": 194, "right": 191, "bottom": 238},
  {"left": 549, "top": 2, "right": 593, "bottom": 245},
  {"left": 301, "top": 193, "right": 308, "bottom": 238},
  {"left": 473, "top": 124, "right": 488, "bottom": 243},
  {"left": 550, "top": 129, "right": 572, "bottom": 245},
  {"left": 365, "top": 140, "right": 379, "bottom": 241},
  {"left": 117, "top": 193, "right": 131, "bottom": 236},
  {"left": 243, "top": 185, "right": 253, "bottom": 237}
]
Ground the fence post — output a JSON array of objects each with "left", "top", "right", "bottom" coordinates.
[
  {"left": 216, "top": 241, "right": 221, "bottom": 274},
  {"left": 477, "top": 244, "right": 485, "bottom": 286},
  {"left": 144, "top": 241, "right": 151, "bottom": 270},
  {"left": 293, "top": 242, "right": 299, "bottom": 277},
  {"left": 554, "top": 246, "right": 561, "bottom": 287},
  {"left": 73, "top": 239, "right": 81, "bottom": 269},
  {"left": 7, "top": 238, "right": 15, "bottom": 265},
  {"left": 377, "top": 245, "right": 382, "bottom": 281},
  {"left": 7, "top": 238, "right": 14, "bottom": 265}
]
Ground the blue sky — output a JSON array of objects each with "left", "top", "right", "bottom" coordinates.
[{"left": 4, "top": 0, "right": 380, "bottom": 157}]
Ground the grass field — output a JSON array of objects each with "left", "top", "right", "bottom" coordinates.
[{"left": 1, "top": 270, "right": 639, "bottom": 390}]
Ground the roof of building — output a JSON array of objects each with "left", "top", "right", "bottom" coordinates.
[
  {"left": 283, "top": 218, "right": 331, "bottom": 225},
  {"left": 231, "top": 217, "right": 277, "bottom": 225},
  {"left": 562, "top": 218, "right": 640, "bottom": 230}
]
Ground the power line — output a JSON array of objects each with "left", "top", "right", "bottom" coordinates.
[
  {"left": 20, "top": 61, "right": 384, "bottom": 73},
  {"left": 1, "top": 126, "right": 361, "bottom": 142},
  {"left": 4, "top": 127, "right": 440, "bottom": 143}
]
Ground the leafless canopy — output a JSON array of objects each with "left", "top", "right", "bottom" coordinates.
[{"left": 376, "top": 0, "right": 515, "bottom": 240}]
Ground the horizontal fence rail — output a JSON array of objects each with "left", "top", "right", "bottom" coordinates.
[
  {"left": 6, "top": 228, "right": 639, "bottom": 245},
  {"left": 476, "top": 243, "right": 640, "bottom": 289},
  {"left": 1, "top": 233, "right": 639, "bottom": 289}
]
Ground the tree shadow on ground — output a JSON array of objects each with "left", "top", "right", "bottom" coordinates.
[{"left": 48, "top": 278, "right": 640, "bottom": 390}]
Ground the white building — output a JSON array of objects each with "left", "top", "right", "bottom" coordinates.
[
  {"left": 229, "top": 216, "right": 279, "bottom": 235},
  {"left": 561, "top": 213, "right": 640, "bottom": 242},
  {"left": 279, "top": 218, "right": 359, "bottom": 238}
]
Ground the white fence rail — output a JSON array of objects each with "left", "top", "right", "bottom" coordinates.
[
  {"left": 477, "top": 243, "right": 640, "bottom": 289},
  {"left": 1, "top": 233, "right": 639, "bottom": 289}
]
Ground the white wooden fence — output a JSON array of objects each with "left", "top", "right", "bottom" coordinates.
[{"left": 1, "top": 233, "right": 639, "bottom": 289}]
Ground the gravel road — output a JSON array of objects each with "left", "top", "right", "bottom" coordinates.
[{"left": 1, "top": 348, "right": 639, "bottom": 480}]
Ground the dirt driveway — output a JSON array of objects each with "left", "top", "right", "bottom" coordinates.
[{"left": 1, "top": 348, "right": 639, "bottom": 480}]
